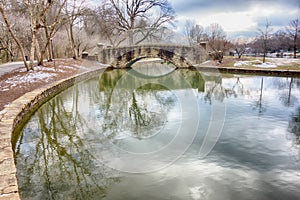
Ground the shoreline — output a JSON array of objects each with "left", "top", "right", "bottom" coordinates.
[{"left": 196, "top": 65, "right": 300, "bottom": 77}]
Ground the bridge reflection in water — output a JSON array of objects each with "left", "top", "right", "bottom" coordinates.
[{"left": 99, "top": 60, "right": 205, "bottom": 92}]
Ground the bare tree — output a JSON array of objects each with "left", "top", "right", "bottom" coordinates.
[
  {"left": 185, "top": 20, "right": 205, "bottom": 46},
  {"left": 287, "top": 18, "right": 300, "bottom": 58},
  {"left": 83, "top": 4, "right": 123, "bottom": 47},
  {"left": 257, "top": 19, "right": 272, "bottom": 63},
  {"left": 38, "top": 0, "right": 68, "bottom": 65},
  {"left": 270, "top": 30, "right": 292, "bottom": 55},
  {"left": 235, "top": 43, "right": 247, "bottom": 59},
  {"left": 0, "top": 23, "right": 14, "bottom": 62},
  {"left": 21, "top": 0, "right": 57, "bottom": 69},
  {"left": 64, "top": 0, "right": 88, "bottom": 59},
  {"left": 0, "top": 1, "right": 29, "bottom": 70},
  {"left": 205, "top": 23, "right": 232, "bottom": 63},
  {"left": 107, "top": 0, "right": 175, "bottom": 46}
]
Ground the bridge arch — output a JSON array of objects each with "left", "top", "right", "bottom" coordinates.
[{"left": 98, "top": 44, "right": 208, "bottom": 68}]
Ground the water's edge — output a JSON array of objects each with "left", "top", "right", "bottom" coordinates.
[{"left": 0, "top": 67, "right": 104, "bottom": 200}]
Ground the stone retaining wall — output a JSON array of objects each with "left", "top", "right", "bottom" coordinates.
[{"left": 0, "top": 68, "right": 104, "bottom": 200}]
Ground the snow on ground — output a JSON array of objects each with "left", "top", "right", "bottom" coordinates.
[
  {"left": 233, "top": 60, "right": 252, "bottom": 67},
  {"left": 1, "top": 71, "right": 56, "bottom": 92},
  {"left": 234, "top": 60, "right": 277, "bottom": 68},
  {"left": 234, "top": 57, "right": 300, "bottom": 69},
  {"left": 266, "top": 58, "right": 300, "bottom": 66},
  {"left": 0, "top": 65, "right": 77, "bottom": 92},
  {"left": 19, "top": 65, "right": 76, "bottom": 73},
  {"left": 253, "top": 62, "right": 277, "bottom": 68}
]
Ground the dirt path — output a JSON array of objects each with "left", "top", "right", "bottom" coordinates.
[{"left": 0, "top": 59, "right": 106, "bottom": 112}]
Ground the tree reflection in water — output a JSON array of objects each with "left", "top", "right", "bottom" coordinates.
[
  {"left": 98, "top": 68, "right": 203, "bottom": 139},
  {"left": 14, "top": 86, "right": 120, "bottom": 200},
  {"left": 288, "top": 107, "right": 300, "bottom": 161},
  {"left": 271, "top": 76, "right": 297, "bottom": 107},
  {"left": 203, "top": 75, "right": 249, "bottom": 104},
  {"left": 128, "top": 86, "right": 174, "bottom": 138}
]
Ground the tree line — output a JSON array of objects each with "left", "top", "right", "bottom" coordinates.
[
  {"left": 185, "top": 17, "right": 300, "bottom": 63},
  {"left": 0, "top": 0, "right": 299, "bottom": 70},
  {"left": 0, "top": 0, "right": 175, "bottom": 70}
]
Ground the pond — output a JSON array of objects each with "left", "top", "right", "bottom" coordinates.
[{"left": 13, "top": 62, "right": 300, "bottom": 200}]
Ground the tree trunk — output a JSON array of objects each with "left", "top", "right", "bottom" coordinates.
[
  {"left": 47, "top": 41, "right": 52, "bottom": 61},
  {"left": 29, "top": 32, "right": 36, "bottom": 70},
  {"left": 128, "top": 29, "right": 134, "bottom": 46},
  {"left": 35, "top": 35, "right": 42, "bottom": 65},
  {"left": 263, "top": 40, "right": 267, "bottom": 63},
  {"left": 38, "top": 50, "right": 45, "bottom": 66},
  {"left": 263, "top": 53, "right": 266, "bottom": 63},
  {"left": 0, "top": 4, "right": 29, "bottom": 70},
  {"left": 69, "top": 23, "right": 77, "bottom": 59},
  {"left": 44, "top": 27, "right": 52, "bottom": 62},
  {"left": 293, "top": 33, "right": 297, "bottom": 58}
]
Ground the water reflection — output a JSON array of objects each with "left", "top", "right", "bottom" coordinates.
[
  {"left": 288, "top": 107, "right": 300, "bottom": 160},
  {"left": 14, "top": 88, "right": 120, "bottom": 199},
  {"left": 13, "top": 63, "right": 300, "bottom": 200}
]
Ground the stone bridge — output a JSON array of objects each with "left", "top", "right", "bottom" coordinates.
[{"left": 97, "top": 44, "right": 209, "bottom": 68}]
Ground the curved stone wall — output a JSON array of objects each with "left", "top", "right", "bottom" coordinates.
[{"left": 0, "top": 68, "right": 104, "bottom": 200}]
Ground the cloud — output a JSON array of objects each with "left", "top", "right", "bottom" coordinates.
[
  {"left": 170, "top": 0, "right": 299, "bottom": 14},
  {"left": 169, "top": 0, "right": 300, "bottom": 36}
]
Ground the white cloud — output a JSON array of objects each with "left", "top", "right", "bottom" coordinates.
[
  {"left": 169, "top": 0, "right": 299, "bottom": 37},
  {"left": 198, "top": 12, "right": 257, "bottom": 32}
]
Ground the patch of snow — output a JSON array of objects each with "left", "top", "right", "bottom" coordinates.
[
  {"left": 18, "top": 65, "right": 73, "bottom": 73},
  {"left": 253, "top": 62, "right": 277, "bottom": 68},
  {"left": 234, "top": 61, "right": 251, "bottom": 67},
  {"left": 20, "top": 71, "right": 54, "bottom": 81},
  {"left": 19, "top": 68, "right": 28, "bottom": 72},
  {"left": 60, "top": 65, "right": 76, "bottom": 69},
  {"left": 234, "top": 60, "right": 261, "bottom": 67},
  {"left": 267, "top": 58, "right": 300, "bottom": 66},
  {"left": 34, "top": 66, "right": 69, "bottom": 73},
  {"left": 0, "top": 71, "right": 57, "bottom": 91},
  {"left": 234, "top": 60, "right": 277, "bottom": 68}
]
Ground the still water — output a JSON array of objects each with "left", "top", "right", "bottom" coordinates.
[{"left": 14, "top": 63, "right": 300, "bottom": 200}]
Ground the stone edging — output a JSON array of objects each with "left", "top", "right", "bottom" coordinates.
[
  {"left": 0, "top": 67, "right": 104, "bottom": 200},
  {"left": 196, "top": 66, "right": 300, "bottom": 77}
]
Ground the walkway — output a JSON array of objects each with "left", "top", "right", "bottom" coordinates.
[{"left": 0, "top": 61, "right": 25, "bottom": 76}]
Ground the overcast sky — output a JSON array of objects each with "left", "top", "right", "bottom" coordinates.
[{"left": 169, "top": 0, "right": 300, "bottom": 38}]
